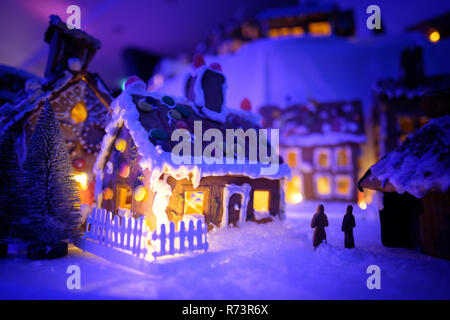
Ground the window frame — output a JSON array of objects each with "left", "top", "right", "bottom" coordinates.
[
  {"left": 333, "top": 146, "right": 352, "bottom": 171},
  {"left": 313, "top": 173, "right": 333, "bottom": 198},
  {"left": 313, "top": 147, "right": 331, "bottom": 169},
  {"left": 334, "top": 174, "right": 354, "bottom": 199}
]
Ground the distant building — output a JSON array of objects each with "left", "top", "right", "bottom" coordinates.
[
  {"left": 260, "top": 100, "right": 365, "bottom": 204},
  {"left": 359, "top": 94, "right": 450, "bottom": 260},
  {"left": 0, "top": 15, "right": 112, "bottom": 205},
  {"left": 196, "top": 1, "right": 355, "bottom": 55},
  {"left": 371, "top": 46, "right": 450, "bottom": 158}
]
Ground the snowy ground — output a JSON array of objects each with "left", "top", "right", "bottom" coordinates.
[{"left": 1, "top": 201, "right": 449, "bottom": 299}]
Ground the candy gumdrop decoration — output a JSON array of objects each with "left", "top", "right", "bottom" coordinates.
[
  {"left": 175, "top": 120, "right": 189, "bottom": 130},
  {"left": 123, "top": 75, "right": 146, "bottom": 90},
  {"left": 192, "top": 53, "right": 206, "bottom": 68},
  {"left": 240, "top": 98, "right": 252, "bottom": 111},
  {"left": 210, "top": 63, "right": 222, "bottom": 72}
]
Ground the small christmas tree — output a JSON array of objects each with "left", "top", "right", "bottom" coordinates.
[
  {"left": 0, "top": 131, "right": 22, "bottom": 257},
  {"left": 22, "top": 99, "right": 81, "bottom": 257}
]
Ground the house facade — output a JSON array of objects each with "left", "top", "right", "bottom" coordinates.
[
  {"left": 259, "top": 101, "right": 366, "bottom": 203},
  {"left": 359, "top": 111, "right": 450, "bottom": 260},
  {"left": 94, "top": 63, "right": 290, "bottom": 231},
  {"left": 0, "top": 15, "right": 112, "bottom": 204}
]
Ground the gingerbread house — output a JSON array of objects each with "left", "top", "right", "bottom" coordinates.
[
  {"left": 94, "top": 61, "right": 290, "bottom": 231},
  {"left": 359, "top": 109, "right": 450, "bottom": 259},
  {"left": 259, "top": 100, "right": 366, "bottom": 203},
  {"left": 0, "top": 15, "right": 112, "bottom": 204}
]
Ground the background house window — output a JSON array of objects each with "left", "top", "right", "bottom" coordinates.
[
  {"left": 315, "top": 175, "right": 331, "bottom": 196},
  {"left": 253, "top": 190, "right": 270, "bottom": 212},
  {"left": 117, "top": 186, "right": 132, "bottom": 210},
  {"left": 314, "top": 148, "right": 330, "bottom": 169},
  {"left": 335, "top": 175, "right": 352, "bottom": 196},
  {"left": 335, "top": 147, "right": 351, "bottom": 169},
  {"left": 285, "top": 175, "right": 303, "bottom": 204},
  {"left": 308, "top": 22, "right": 332, "bottom": 36},
  {"left": 287, "top": 150, "right": 298, "bottom": 168},
  {"left": 184, "top": 191, "right": 205, "bottom": 215}
]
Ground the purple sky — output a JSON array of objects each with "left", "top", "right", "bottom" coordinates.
[{"left": 1, "top": 0, "right": 449, "bottom": 87}]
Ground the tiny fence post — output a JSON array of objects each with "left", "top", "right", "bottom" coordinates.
[
  {"left": 169, "top": 222, "right": 175, "bottom": 255},
  {"left": 188, "top": 220, "right": 194, "bottom": 251},
  {"left": 179, "top": 221, "right": 185, "bottom": 254}
]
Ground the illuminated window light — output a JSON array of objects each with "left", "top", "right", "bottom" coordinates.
[
  {"left": 134, "top": 185, "right": 147, "bottom": 202},
  {"left": 71, "top": 102, "right": 88, "bottom": 123},
  {"left": 269, "top": 28, "right": 280, "bottom": 38},
  {"left": 103, "top": 187, "right": 113, "bottom": 200},
  {"left": 253, "top": 190, "right": 270, "bottom": 212},
  {"left": 336, "top": 176, "right": 351, "bottom": 195},
  {"left": 429, "top": 30, "right": 440, "bottom": 43},
  {"left": 184, "top": 191, "right": 205, "bottom": 215},
  {"left": 316, "top": 176, "right": 331, "bottom": 195},
  {"left": 118, "top": 186, "right": 132, "bottom": 210},
  {"left": 287, "top": 151, "right": 298, "bottom": 168},
  {"left": 286, "top": 176, "right": 303, "bottom": 204},
  {"left": 291, "top": 26, "right": 304, "bottom": 37},
  {"left": 359, "top": 201, "right": 367, "bottom": 210},
  {"left": 115, "top": 138, "right": 127, "bottom": 152},
  {"left": 337, "top": 148, "right": 350, "bottom": 167},
  {"left": 73, "top": 172, "right": 88, "bottom": 191},
  {"left": 308, "top": 22, "right": 331, "bottom": 36}
]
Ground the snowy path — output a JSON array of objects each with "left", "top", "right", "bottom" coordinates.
[{"left": 1, "top": 201, "right": 449, "bottom": 299}]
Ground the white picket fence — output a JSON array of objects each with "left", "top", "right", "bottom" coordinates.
[
  {"left": 84, "top": 207, "right": 148, "bottom": 258},
  {"left": 151, "top": 220, "right": 209, "bottom": 258},
  {"left": 77, "top": 208, "right": 208, "bottom": 265}
]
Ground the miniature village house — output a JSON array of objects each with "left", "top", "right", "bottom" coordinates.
[
  {"left": 359, "top": 93, "right": 450, "bottom": 260},
  {"left": 371, "top": 46, "right": 450, "bottom": 158},
  {"left": 259, "top": 100, "right": 366, "bottom": 204},
  {"left": 94, "top": 59, "right": 290, "bottom": 231},
  {"left": 0, "top": 15, "right": 112, "bottom": 204}
]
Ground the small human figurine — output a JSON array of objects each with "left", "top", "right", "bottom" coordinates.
[
  {"left": 341, "top": 205, "right": 356, "bottom": 248},
  {"left": 311, "top": 204, "right": 329, "bottom": 249}
]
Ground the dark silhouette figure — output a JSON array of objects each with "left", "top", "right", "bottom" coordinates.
[
  {"left": 311, "top": 204, "right": 329, "bottom": 248},
  {"left": 341, "top": 205, "right": 356, "bottom": 248}
]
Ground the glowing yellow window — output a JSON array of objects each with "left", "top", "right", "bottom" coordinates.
[
  {"left": 336, "top": 176, "right": 351, "bottom": 195},
  {"left": 309, "top": 22, "right": 331, "bottom": 36},
  {"left": 418, "top": 116, "right": 429, "bottom": 128},
  {"left": 286, "top": 176, "right": 303, "bottom": 204},
  {"left": 291, "top": 26, "right": 304, "bottom": 37},
  {"left": 253, "top": 190, "right": 270, "bottom": 212},
  {"left": 316, "top": 149, "right": 330, "bottom": 168},
  {"left": 117, "top": 186, "right": 132, "bottom": 210},
  {"left": 71, "top": 102, "right": 88, "bottom": 123},
  {"left": 287, "top": 151, "right": 298, "bottom": 168},
  {"left": 337, "top": 148, "right": 350, "bottom": 167},
  {"left": 316, "top": 176, "right": 331, "bottom": 195},
  {"left": 269, "top": 28, "right": 280, "bottom": 38},
  {"left": 184, "top": 191, "right": 205, "bottom": 215}
]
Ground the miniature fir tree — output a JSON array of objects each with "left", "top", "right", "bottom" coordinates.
[
  {"left": 22, "top": 99, "right": 81, "bottom": 244},
  {"left": 0, "top": 131, "right": 22, "bottom": 251}
]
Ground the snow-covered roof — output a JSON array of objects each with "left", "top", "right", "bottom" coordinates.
[
  {"left": 359, "top": 115, "right": 450, "bottom": 198},
  {"left": 260, "top": 100, "right": 366, "bottom": 147},
  {"left": 374, "top": 74, "right": 450, "bottom": 100},
  {"left": 0, "top": 65, "right": 38, "bottom": 107},
  {"left": 0, "top": 71, "right": 110, "bottom": 135},
  {"left": 94, "top": 81, "right": 290, "bottom": 194}
]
